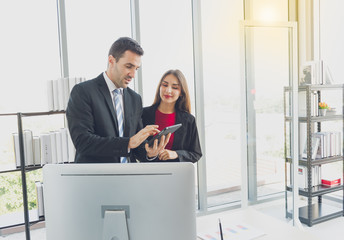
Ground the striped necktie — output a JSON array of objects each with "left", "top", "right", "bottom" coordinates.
[{"left": 114, "top": 89, "right": 127, "bottom": 163}]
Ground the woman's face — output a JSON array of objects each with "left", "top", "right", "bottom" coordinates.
[{"left": 159, "top": 74, "right": 181, "bottom": 105}]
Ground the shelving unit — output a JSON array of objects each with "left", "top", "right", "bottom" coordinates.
[
  {"left": 0, "top": 111, "right": 65, "bottom": 240},
  {"left": 284, "top": 84, "right": 344, "bottom": 227}
]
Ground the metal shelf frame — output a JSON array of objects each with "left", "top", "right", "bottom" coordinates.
[
  {"left": 0, "top": 110, "right": 65, "bottom": 239},
  {"left": 284, "top": 84, "right": 344, "bottom": 226}
]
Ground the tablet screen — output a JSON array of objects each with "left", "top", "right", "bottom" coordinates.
[{"left": 147, "top": 123, "right": 182, "bottom": 146}]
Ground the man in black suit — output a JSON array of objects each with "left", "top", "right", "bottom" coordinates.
[{"left": 66, "top": 37, "right": 169, "bottom": 163}]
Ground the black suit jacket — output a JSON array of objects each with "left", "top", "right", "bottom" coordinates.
[
  {"left": 66, "top": 73, "right": 145, "bottom": 163},
  {"left": 142, "top": 105, "right": 202, "bottom": 163}
]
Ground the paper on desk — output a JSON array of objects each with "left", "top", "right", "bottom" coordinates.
[{"left": 198, "top": 222, "right": 266, "bottom": 240}]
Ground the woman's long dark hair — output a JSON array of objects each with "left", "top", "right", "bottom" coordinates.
[{"left": 152, "top": 69, "right": 191, "bottom": 113}]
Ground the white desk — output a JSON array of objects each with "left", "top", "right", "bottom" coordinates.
[{"left": 197, "top": 207, "right": 321, "bottom": 240}]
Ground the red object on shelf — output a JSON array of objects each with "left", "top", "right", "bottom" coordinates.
[{"left": 321, "top": 178, "right": 341, "bottom": 186}]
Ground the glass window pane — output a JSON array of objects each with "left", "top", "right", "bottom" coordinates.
[
  {"left": 0, "top": 0, "right": 62, "bottom": 226},
  {"left": 65, "top": 0, "right": 131, "bottom": 79},
  {"left": 140, "top": 0, "right": 194, "bottom": 109},
  {"left": 139, "top": 0, "right": 197, "bottom": 206},
  {"left": 0, "top": 0, "right": 60, "bottom": 113},
  {"left": 245, "top": 27, "right": 290, "bottom": 198},
  {"left": 201, "top": 0, "right": 243, "bottom": 206}
]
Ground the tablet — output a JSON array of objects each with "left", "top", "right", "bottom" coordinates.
[{"left": 147, "top": 123, "right": 182, "bottom": 146}]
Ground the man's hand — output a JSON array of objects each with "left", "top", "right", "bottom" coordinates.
[
  {"left": 158, "top": 149, "right": 178, "bottom": 161},
  {"left": 128, "top": 125, "right": 160, "bottom": 149},
  {"left": 145, "top": 133, "right": 171, "bottom": 158}
]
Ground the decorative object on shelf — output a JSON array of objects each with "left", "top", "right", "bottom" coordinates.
[
  {"left": 319, "top": 102, "right": 329, "bottom": 116},
  {"left": 319, "top": 108, "right": 327, "bottom": 116},
  {"left": 321, "top": 178, "right": 341, "bottom": 187},
  {"left": 300, "top": 61, "right": 315, "bottom": 85},
  {"left": 326, "top": 107, "right": 337, "bottom": 116}
]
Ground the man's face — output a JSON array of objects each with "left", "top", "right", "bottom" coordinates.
[{"left": 108, "top": 50, "right": 141, "bottom": 88}]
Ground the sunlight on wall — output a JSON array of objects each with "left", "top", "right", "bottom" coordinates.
[
  {"left": 258, "top": 6, "right": 279, "bottom": 21},
  {"left": 250, "top": 0, "right": 288, "bottom": 22}
]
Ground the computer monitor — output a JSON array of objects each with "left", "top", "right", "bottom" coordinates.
[{"left": 42, "top": 162, "right": 196, "bottom": 240}]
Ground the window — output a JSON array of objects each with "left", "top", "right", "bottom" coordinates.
[
  {"left": 201, "top": 0, "right": 244, "bottom": 207},
  {"left": 0, "top": 0, "right": 61, "bottom": 224},
  {"left": 139, "top": 0, "right": 194, "bottom": 109},
  {"left": 0, "top": 0, "right": 60, "bottom": 113},
  {"left": 65, "top": 0, "right": 131, "bottom": 79}
]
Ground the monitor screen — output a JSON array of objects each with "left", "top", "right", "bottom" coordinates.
[{"left": 43, "top": 162, "right": 196, "bottom": 240}]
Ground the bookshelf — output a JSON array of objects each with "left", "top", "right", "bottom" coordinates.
[
  {"left": 284, "top": 84, "right": 344, "bottom": 226},
  {"left": 0, "top": 110, "right": 66, "bottom": 240}
]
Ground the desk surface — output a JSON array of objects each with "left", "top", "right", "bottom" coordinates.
[{"left": 197, "top": 207, "right": 320, "bottom": 240}]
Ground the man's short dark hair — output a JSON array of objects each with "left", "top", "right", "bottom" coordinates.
[{"left": 108, "top": 37, "right": 144, "bottom": 61}]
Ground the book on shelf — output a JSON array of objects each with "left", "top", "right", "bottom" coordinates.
[
  {"left": 23, "top": 130, "right": 34, "bottom": 166},
  {"left": 33, "top": 136, "right": 41, "bottom": 166},
  {"left": 315, "top": 60, "right": 336, "bottom": 85},
  {"left": 60, "top": 128, "right": 69, "bottom": 163},
  {"left": 12, "top": 133, "right": 21, "bottom": 167},
  {"left": 47, "top": 80, "right": 54, "bottom": 111},
  {"left": 40, "top": 133, "right": 52, "bottom": 165},
  {"left": 54, "top": 131, "right": 63, "bottom": 164},
  {"left": 12, "top": 130, "right": 35, "bottom": 167},
  {"left": 35, "top": 181, "right": 44, "bottom": 218},
  {"left": 314, "top": 131, "right": 341, "bottom": 159},
  {"left": 301, "top": 135, "right": 320, "bottom": 160},
  {"left": 321, "top": 178, "right": 341, "bottom": 187},
  {"left": 323, "top": 63, "right": 335, "bottom": 84},
  {"left": 49, "top": 131, "right": 57, "bottom": 164},
  {"left": 298, "top": 166, "right": 321, "bottom": 189}
]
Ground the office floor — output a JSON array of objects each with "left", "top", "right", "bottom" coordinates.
[
  {"left": 252, "top": 198, "right": 344, "bottom": 240},
  {"left": 1, "top": 198, "right": 344, "bottom": 240}
]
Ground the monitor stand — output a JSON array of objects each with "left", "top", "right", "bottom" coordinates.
[{"left": 102, "top": 210, "right": 129, "bottom": 240}]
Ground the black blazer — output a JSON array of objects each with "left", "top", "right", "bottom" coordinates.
[
  {"left": 142, "top": 105, "right": 202, "bottom": 163},
  {"left": 66, "top": 73, "right": 145, "bottom": 163}
]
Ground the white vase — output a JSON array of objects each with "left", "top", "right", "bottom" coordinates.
[{"left": 319, "top": 108, "right": 327, "bottom": 116}]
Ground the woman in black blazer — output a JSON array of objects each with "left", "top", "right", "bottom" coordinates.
[{"left": 142, "top": 69, "right": 202, "bottom": 163}]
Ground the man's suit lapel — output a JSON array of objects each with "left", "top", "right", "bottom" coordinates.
[{"left": 97, "top": 76, "right": 119, "bottom": 133}]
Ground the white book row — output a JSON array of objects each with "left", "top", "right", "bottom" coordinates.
[
  {"left": 47, "top": 77, "right": 86, "bottom": 111},
  {"left": 12, "top": 128, "right": 75, "bottom": 167},
  {"left": 298, "top": 166, "right": 321, "bottom": 189},
  {"left": 302, "top": 131, "right": 342, "bottom": 160},
  {"left": 314, "top": 131, "right": 342, "bottom": 159}
]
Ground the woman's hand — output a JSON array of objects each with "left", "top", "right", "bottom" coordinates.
[
  {"left": 145, "top": 133, "right": 171, "bottom": 158},
  {"left": 158, "top": 149, "right": 178, "bottom": 161}
]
